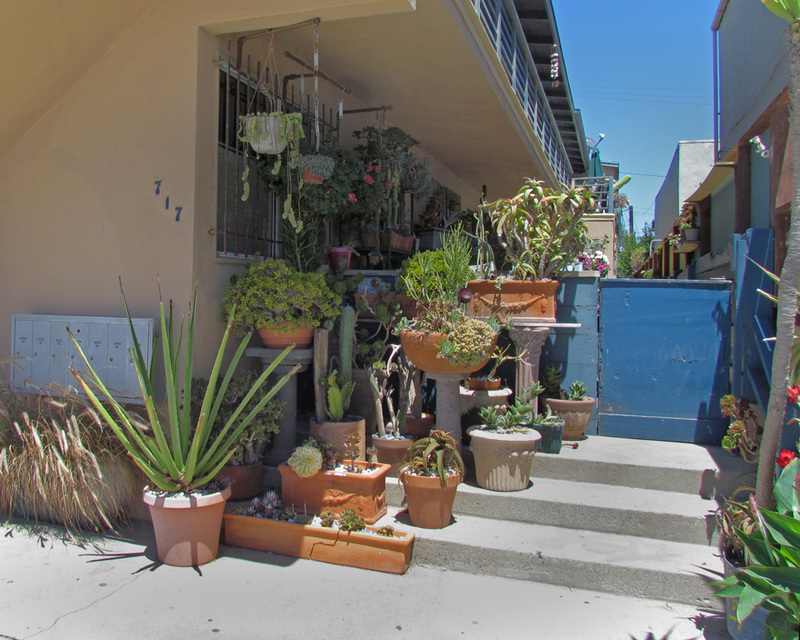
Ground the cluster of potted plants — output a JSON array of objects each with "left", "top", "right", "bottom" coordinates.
[{"left": 540, "top": 364, "right": 596, "bottom": 441}]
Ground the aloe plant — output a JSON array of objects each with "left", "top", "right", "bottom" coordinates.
[
  {"left": 69, "top": 283, "right": 299, "bottom": 494},
  {"left": 399, "top": 430, "right": 464, "bottom": 487}
]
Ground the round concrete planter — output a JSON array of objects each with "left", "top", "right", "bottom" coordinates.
[
  {"left": 467, "top": 427, "right": 542, "bottom": 491},
  {"left": 143, "top": 485, "right": 231, "bottom": 567},
  {"left": 543, "top": 397, "right": 595, "bottom": 440}
]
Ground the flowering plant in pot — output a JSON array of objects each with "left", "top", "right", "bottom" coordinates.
[
  {"left": 469, "top": 179, "right": 596, "bottom": 322},
  {"left": 190, "top": 371, "right": 284, "bottom": 500},
  {"left": 220, "top": 258, "right": 341, "bottom": 348},
  {"left": 398, "top": 429, "right": 464, "bottom": 529},
  {"left": 468, "top": 381, "right": 556, "bottom": 491},
  {"left": 69, "top": 284, "right": 299, "bottom": 566}
]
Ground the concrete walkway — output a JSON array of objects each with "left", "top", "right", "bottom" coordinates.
[{"left": 0, "top": 518, "right": 730, "bottom": 640}]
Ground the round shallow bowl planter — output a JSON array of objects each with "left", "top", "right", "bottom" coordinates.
[
  {"left": 543, "top": 397, "right": 595, "bottom": 440},
  {"left": 216, "top": 461, "right": 263, "bottom": 501},
  {"left": 400, "top": 471, "right": 461, "bottom": 529},
  {"left": 404, "top": 413, "right": 434, "bottom": 439},
  {"left": 467, "top": 427, "right": 542, "bottom": 491},
  {"left": 242, "top": 114, "right": 288, "bottom": 155},
  {"left": 372, "top": 436, "right": 414, "bottom": 476},
  {"left": 143, "top": 485, "right": 231, "bottom": 567},
  {"left": 399, "top": 330, "right": 496, "bottom": 375},
  {"left": 467, "top": 279, "right": 559, "bottom": 323},
  {"left": 466, "top": 376, "right": 502, "bottom": 391},
  {"left": 310, "top": 416, "right": 367, "bottom": 461},
  {"left": 278, "top": 460, "right": 390, "bottom": 524},
  {"left": 257, "top": 324, "right": 315, "bottom": 349}
]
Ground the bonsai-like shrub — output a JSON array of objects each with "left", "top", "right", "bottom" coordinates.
[
  {"left": 191, "top": 371, "right": 284, "bottom": 466},
  {"left": 221, "top": 258, "right": 341, "bottom": 336},
  {"left": 399, "top": 429, "right": 464, "bottom": 487}
]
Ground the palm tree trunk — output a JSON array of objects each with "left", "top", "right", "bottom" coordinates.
[{"left": 756, "top": 21, "right": 800, "bottom": 508}]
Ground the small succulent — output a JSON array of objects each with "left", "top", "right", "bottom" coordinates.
[
  {"left": 376, "top": 525, "right": 395, "bottom": 537},
  {"left": 566, "top": 381, "right": 589, "bottom": 401},
  {"left": 287, "top": 444, "right": 323, "bottom": 478},
  {"left": 319, "top": 511, "right": 337, "bottom": 528},
  {"left": 399, "top": 429, "right": 464, "bottom": 487},
  {"left": 242, "top": 491, "right": 283, "bottom": 519},
  {"left": 477, "top": 381, "right": 545, "bottom": 432},
  {"left": 337, "top": 509, "right": 366, "bottom": 532},
  {"left": 540, "top": 364, "right": 562, "bottom": 399}
]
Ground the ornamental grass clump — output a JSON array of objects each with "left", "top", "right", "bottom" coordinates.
[{"left": 0, "top": 375, "right": 140, "bottom": 531}]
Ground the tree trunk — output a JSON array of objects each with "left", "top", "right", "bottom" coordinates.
[{"left": 756, "top": 22, "right": 800, "bottom": 508}]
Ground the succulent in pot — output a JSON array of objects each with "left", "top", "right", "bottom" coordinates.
[
  {"left": 221, "top": 258, "right": 341, "bottom": 348},
  {"left": 69, "top": 283, "right": 300, "bottom": 566},
  {"left": 540, "top": 365, "right": 596, "bottom": 441},
  {"left": 299, "top": 153, "right": 335, "bottom": 183}
]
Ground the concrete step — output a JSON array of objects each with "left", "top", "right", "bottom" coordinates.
[
  {"left": 525, "top": 435, "right": 756, "bottom": 498},
  {"left": 375, "top": 505, "right": 722, "bottom": 607},
  {"left": 387, "top": 477, "right": 717, "bottom": 545}
]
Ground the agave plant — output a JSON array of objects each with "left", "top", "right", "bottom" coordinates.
[
  {"left": 399, "top": 429, "right": 464, "bottom": 487},
  {"left": 70, "top": 282, "right": 299, "bottom": 494}
]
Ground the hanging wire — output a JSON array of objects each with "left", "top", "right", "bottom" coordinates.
[{"left": 313, "top": 22, "right": 320, "bottom": 152}]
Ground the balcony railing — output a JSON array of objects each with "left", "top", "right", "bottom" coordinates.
[
  {"left": 573, "top": 176, "right": 613, "bottom": 213},
  {"left": 471, "top": 0, "right": 572, "bottom": 184}
]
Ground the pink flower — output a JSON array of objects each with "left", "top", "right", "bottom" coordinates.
[
  {"left": 348, "top": 193, "right": 357, "bottom": 202},
  {"left": 363, "top": 175, "right": 374, "bottom": 185},
  {"left": 366, "top": 164, "right": 373, "bottom": 172},
  {"left": 386, "top": 180, "right": 393, "bottom": 188},
  {"left": 374, "top": 166, "right": 382, "bottom": 173}
]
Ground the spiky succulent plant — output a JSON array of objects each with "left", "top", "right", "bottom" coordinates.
[{"left": 566, "top": 381, "right": 589, "bottom": 401}]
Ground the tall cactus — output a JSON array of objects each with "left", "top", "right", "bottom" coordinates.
[
  {"left": 313, "top": 328, "right": 328, "bottom": 424},
  {"left": 338, "top": 305, "right": 356, "bottom": 386}
]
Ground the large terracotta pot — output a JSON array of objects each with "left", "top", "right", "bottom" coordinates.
[
  {"left": 467, "top": 279, "right": 559, "bottom": 323},
  {"left": 217, "top": 461, "right": 263, "bottom": 501},
  {"left": 404, "top": 413, "right": 434, "bottom": 439},
  {"left": 309, "top": 416, "right": 367, "bottom": 461},
  {"left": 372, "top": 436, "right": 414, "bottom": 476},
  {"left": 223, "top": 511, "right": 415, "bottom": 574},
  {"left": 278, "top": 460, "right": 390, "bottom": 524},
  {"left": 467, "top": 427, "right": 542, "bottom": 491},
  {"left": 543, "top": 397, "right": 595, "bottom": 440},
  {"left": 143, "top": 485, "right": 231, "bottom": 567},
  {"left": 400, "top": 471, "right": 461, "bottom": 529},
  {"left": 400, "top": 330, "right": 496, "bottom": 375},
  {"left": 257, "top": 324, "right": 315, "bottom": 349}
]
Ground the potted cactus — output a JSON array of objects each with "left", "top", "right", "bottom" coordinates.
[{"left": 540, "top": 364, "right": 595, "bottom": 441}]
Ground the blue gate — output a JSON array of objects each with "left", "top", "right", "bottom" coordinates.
[{"left": 597, "top": 279, "right": 731, "bottom": 444}]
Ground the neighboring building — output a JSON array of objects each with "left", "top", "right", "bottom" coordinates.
[{"left": 0, "top": 0, "right": 588, "bottom": 378}]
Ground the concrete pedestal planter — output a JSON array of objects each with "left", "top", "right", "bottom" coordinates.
[
  {"left": 467, "top": 427, "right": 542, "bottom": 491},
  {"left": 543, "top": 397, "right": 595, "bottom": 440},
  {"left": 278, "top": 461, "right": 390, "bottom": 524},
  {"left": 222, "top": 512, "right": 415, "bottom": 574},
  {"left": 143, "top": 485, "right": 231, "bottom": 567}
]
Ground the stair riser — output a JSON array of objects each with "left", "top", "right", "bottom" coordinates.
[
  {"left": 386, "top": 483, "right": 715, "bottom": 545},
  {"left": 412, "top": 539, "right": 716, "bottom": 607}
]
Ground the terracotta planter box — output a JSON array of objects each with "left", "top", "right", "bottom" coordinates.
[
  {"left": 278, "top": 461, "right": 390, "bottom": 524},
  {"left": 467, "top": 279, "right": 559, "bottom": 323},
  {"left": 223, "top": 512, "right": 415, "bottom": 574}
]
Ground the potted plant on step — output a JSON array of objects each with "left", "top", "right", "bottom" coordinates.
[
  {"left": 398, "top": 429, "right": 464, "bottom": 529},
  {"left": 468, "top": 381, "right": 558, "bottom": 491},
  {"left": 469, "top": 179, "right": 596, "bottom": 323},
  {"left": 221, "top": 258, "right": 341, "bottom": 349},
  {"left": 70, "top": 285, "right": 299, "bottom": 566},
  {"left": 191, "top": 371, "right": 284, "bottom": 501},
  {"left": 720, "top": 394, "right": 762, "bottom": 462},
  {"left": 540, "top": 365, "right": 596, "bottom": 441}
]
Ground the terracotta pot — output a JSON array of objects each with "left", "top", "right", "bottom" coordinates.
[
  {"left": 466, "top": 377, "right": 502, "bottom": 391},
  {"left": 223, "top": 512, "right": 415, "bottom": 574},
  {"left": 256, "top": 324, "right": 315, "bottom": 349},
  {"left": 328, "top": 247, "right": 352, "bottom": 270},
  {"left": 143, "top": 485, "right": 231, "bottom": 567},
  {"left": 400, "top": 471, "right": 460, "bottom": 529},
  {"left": 404, "top": 413, "right": 434, "bottom": 439},
  {"left": 278, "top": 460, "right": 390, "bottom": 524},
  {"left": 399, "top": 330, "right": 496, "bottom": 375},
  {"left": 467, "top": 279, "right": 560, "bottom": 323},
  {"left": 543, "top": 397, "right": 595, "bottom": 440},
  {"left": 372, "top": 436, "right": 414, "bottom": 476},
  {"left": 467, "top": 427, "right": 542, "bottom": 491},
  {"left": 303, "top": 168, "right": 324, "bottom": 184},
  {"left": 216, "top": 461, "right": 263, "bottom": 501},
  {"left": 309, "top": 416, "right": 367, "bottom": 461}
]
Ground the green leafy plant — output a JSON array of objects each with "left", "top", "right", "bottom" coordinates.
[
  {"left": 337, "top": 508, "right": 366, "bottom": 532},
  {"left": 190, "top": 370, "right": 284, "bottom": 465},
  {"left": 399, "top": 429, "right": 464, "bottom": 487},
  {"left": 482, "top": 178, "right": 596, "bottom": 280},
  {"left": 540, "top": 365, "right": 589, "bottom": 401},
  {"left": 477, "top": 381, "right": 552, "bottom": 432},
  {"left": 70, "top": 283, "right": 300, "bottom": 494},
  {"left": 221, "top": 259, "right": 342, "bottom": 336},
  {"left": 322, "top": 370, "right": 355, "bottom": 422},
  {"left": 720, "top": 395, "right": 762, "bottom": 463}
]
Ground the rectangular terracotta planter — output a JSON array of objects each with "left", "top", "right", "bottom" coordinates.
[
  {"left": 278, "top": 461, "right": 390, "bottom": 524},
  {"left": 222, "top": 513, "right": 415, "bottom": 574}
]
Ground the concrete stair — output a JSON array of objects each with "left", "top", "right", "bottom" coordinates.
[{"left": 375, "top": 434, "right": 757, "bottom": 607}]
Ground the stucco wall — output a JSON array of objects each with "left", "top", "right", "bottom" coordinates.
[
  {"left": 710, "top": 172, "right": 735, "bottom": 251},
  {"left": 717, "top": 0, "right": 788, "bottom": 153},
  {"left": 0, "top": 0, "right": 416, "bottom": 377},
  {"left": 654, "top": 147, "right": 680, "bottom": 240}
]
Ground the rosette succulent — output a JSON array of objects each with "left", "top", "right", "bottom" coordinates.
[{"left": 287, "top": 444, "right": 323, "bottom": 478}]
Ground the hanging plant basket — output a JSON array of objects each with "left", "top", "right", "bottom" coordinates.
[
  {"left": 240, "top": 114, "right": 288, "bottom": 155},
  {"left": 299, "top": 154, "right": 335, "bottom": 184}
]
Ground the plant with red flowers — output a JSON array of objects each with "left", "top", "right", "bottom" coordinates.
[
  {"left": 775, "top": 443, "right": 800, "bottom": 518},
  {"left": 720, "top": 394, "right": 762, "bottom": 463},
  {"left": 777, "top": 449, "right": 797, "bottom": 468}
]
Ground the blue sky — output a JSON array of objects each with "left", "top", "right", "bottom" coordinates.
[{"left": 553, "top": 1, "right": 720, "bottom": 234}]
